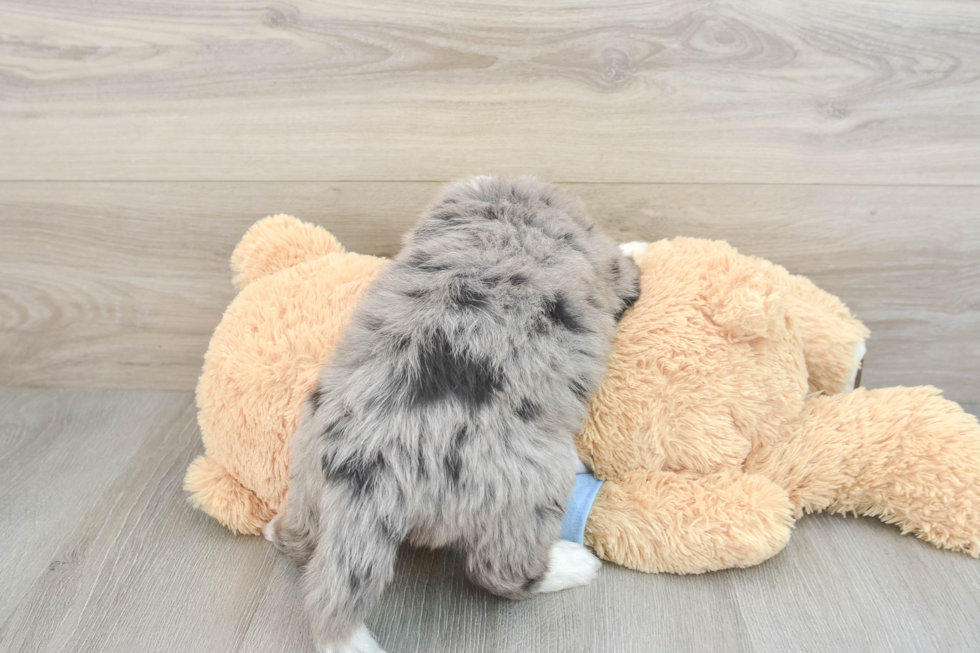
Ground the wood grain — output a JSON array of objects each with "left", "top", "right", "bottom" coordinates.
[
  {"left": 0, "top": 389, "right": 278, "bottom": 653},
  {"left": 1, "top": 390, "right": 978, "bottom": 652},
  {"left": 0, "top": 388, "right": 191, "bottom": 623},
  {"left": 2, "top": 0, "right": 979, "bottom": 183},
  {"left": 2, "top": 181, "right": 978, "bottom": 401}
]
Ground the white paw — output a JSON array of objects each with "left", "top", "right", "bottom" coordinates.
[
  {"left": 317, "top": 624, "right": 386, "bottom": 653},
  {"left": 262, "top": 515, "right": 280, "bottom": 542},
  {"left": 843, "top": 340, "right": 867, "bottom": 393},
  {"left": 538, "top": 540, "right": 601, "bottom": 593},
  {"left": 618, "top": 241, "right": 650, "bottom": 260}
]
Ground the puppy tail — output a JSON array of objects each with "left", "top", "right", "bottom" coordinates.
[{"left": 300, "top": 491, "right": 402, "bottom": 650}]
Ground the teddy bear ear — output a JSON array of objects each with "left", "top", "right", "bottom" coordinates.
[
  {"left": 699, "top": 248, "right": 785, "bottom": 341},
  {"left": 230, "top": 214, "right": 346, "bottom": 290}
]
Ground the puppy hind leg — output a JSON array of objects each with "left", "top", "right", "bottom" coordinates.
[
  {"left": 464, "top": 504, "right": 600, "bottom": 600},
  {"left": 266, "top": 413, "right": 327, "bottom": 567},
  {"left": 301, "top": 492, "right": 402, "bottom": 653},
  {"left": 264, "top": 464, "right": 320, "bottom": 567},
  {"left": 264, "top": 510, "right": 317, "bottom": 568}
]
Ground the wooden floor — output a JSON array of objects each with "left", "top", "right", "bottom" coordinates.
[
  {"left": 3, "top": 1, "right": 980, "bottom": 651},
  {"left": 0, "top": 388, "right": 978, "bottom": 653}
]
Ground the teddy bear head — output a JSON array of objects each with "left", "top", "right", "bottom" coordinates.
[{"left": 578, "top": 237, "right": 838, "bottom": 483}]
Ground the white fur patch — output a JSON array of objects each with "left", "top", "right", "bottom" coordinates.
[
  {"left": 618, "top": 241, "right": 650, "bottom": 260},
  {"left": 262, "top": 515, "right": 279, "bottom": 542},
  {"left": 538, "top": 540, "right": 601, "bottom": 593},
  {"left": 844, "top": 340, "right": 867, "bottom": 393},
  {"left": 317, "top": 623, "right": 386, "bottom": 653}
]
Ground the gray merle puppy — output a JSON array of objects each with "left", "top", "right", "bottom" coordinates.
[{"left": 265, "top": 175, "right": 640, "bottom": 653}]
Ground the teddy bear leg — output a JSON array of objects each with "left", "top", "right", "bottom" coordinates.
[
  {"left": 783, "top": 274, "right": 870, "bottom": 394},
  {"left": 583, "top": 469, "right": 794, "bottom": 574},
  {"left": 746, "top": 387, "right": 980, "bottom": 557},
  {"left": 184, "top": 455, "right": 275, "bottom": 535}
]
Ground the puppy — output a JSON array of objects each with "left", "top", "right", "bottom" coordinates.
[{"left": 265, "top": 175, "right": 640, "bottom": 653}]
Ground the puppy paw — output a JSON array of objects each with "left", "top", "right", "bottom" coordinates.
[
  {"left": 262, "top": 514, "right": 280, "bottom": 543},
  {"left": 539, "top": 540, "right": 601, "bottom": 593},
  {"left": 618, "top": 241, "right": 650, "bottom": 260},
  {"left": 317, "top": 623, "right": 386, "bottom": 653}
]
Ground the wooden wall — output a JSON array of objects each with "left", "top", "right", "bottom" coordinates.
[{"left": 1, "top": 0, "right": 978, "bottom": 401}]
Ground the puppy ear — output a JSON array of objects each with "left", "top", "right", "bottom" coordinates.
[{"left": 231, "top": 215, "right": 345, "bottom": 290}]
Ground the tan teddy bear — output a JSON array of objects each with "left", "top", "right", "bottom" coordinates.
[
  {"left": 187, "top": 215, "right": 386, "bottom": 534},
  {"left": 581, "top": 237, "right": 980, "bottom": 572},
  {"left": 186, "top": 215, "right": 980, "bottom": 573}
]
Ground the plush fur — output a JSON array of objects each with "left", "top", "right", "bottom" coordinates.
[
  {"left": 580, "top": 238, "right": 980, "bottom": 573},
  {"left": 187, "top": 195, "right": 980, "bottom": 630},
  {"left": 186, "top": 216, "right": 386, "bottom": 534},
  {"left": 265, "top": 177, "right": 636, "bottom": 649}
]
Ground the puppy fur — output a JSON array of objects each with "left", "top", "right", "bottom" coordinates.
[{"left": 267, "top": 175, "right": 640, "bottom": 650}]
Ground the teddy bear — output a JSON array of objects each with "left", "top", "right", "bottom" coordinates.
[
  {"left": 580, "top": 237, "right": 980, "bottom": 572},
  {"left": 186, "top": 214, "right": 980, "bottom": 574}
]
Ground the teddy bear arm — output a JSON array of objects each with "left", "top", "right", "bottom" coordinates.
[
  {"left": 745, "top": 387, "right": 980, "bottom": 557},
  {"left": 784, "top": 274, "right": 869, "bottom": 394},
  {"left": 583, "top": 469, "right": 793, "bottom": 574},
  {"left": 230, "top": 214, "right": 346, "bottom": 290}
]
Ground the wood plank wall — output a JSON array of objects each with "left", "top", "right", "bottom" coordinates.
[{"left": 1, "top": 0, "right": 978, "bottom": 400}]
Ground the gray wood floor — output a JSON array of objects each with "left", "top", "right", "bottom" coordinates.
[{"left": 2, "top": 388, "right": 979, "bottom": 653}]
